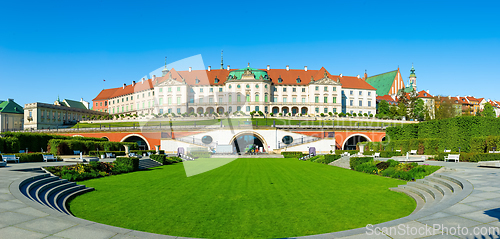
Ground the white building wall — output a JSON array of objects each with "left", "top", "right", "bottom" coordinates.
[{"left": 343, "top": 88, "right": 377, "bottom": 115}]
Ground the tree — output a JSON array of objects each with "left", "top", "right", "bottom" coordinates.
[
  {"left": 396, "top": 89, "right": 409, "bottom": 118},
  {"left": 435, "top": 97, "right": 458, "bottom": 119},
  {"left": 377, "top": 100, "right": 391, "bottom": 115},
  {"left": 412, "top": 98, "right": 425, "bottom": 121},
  {"left": 408, "top": 89, "right": 419, "bottom": 119},
  {"left": 482, "top": 102, "right": 496, "bottom": 118}
]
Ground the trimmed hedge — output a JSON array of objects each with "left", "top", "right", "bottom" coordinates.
[
  {"left": 349, "top": 157, "right": 374, "bottom": 170},
  {"left": 0, "top": 137, "right": 20, "bottom": 153},
  {"left": 386, "top": 116, "right": 500, "bottom": 153},
  {"left": 14, "top": 153, "right": 45, "bottom": 162},
  {"left": 89, "top": 151, "right": 127, "bottom": 157},
  {"left": 131, "top": 150, "right": 164, "bottom": 155},
  {"left": 362, "top": 151, "right": 403, "bottom": 158},
  {"left": 48, "top": 139, "right": 138, "bottom": 155},
  {"left": 115, "top": 157, "right": 140, "bottom": 171},
  {"left": 433, "top": 152, "right": 500, "bottom": 162},
  {"left": 150, "top": 155, "right": 182, "bottom": 165},
  {"left": 44, "top": 161, "right": 136, "bottom": 182},
  {"left": 315, "top": 154, "right": 341, "bottom": 164},
  {"left": 351, "top": 158, "right": 441, "bottom": 181},
  {"left": 281, "top": 152, "right": 305, "bottom": 158},
  {"left": 2, "top": 132, "right": 107, "bottom": 153}
]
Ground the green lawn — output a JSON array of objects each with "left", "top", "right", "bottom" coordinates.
[
  {"left": 69, "top": 158, "right": 415, "bottom": 238},
  {"left": 72, "top": 118, "right": 406, "bottom": 129}
]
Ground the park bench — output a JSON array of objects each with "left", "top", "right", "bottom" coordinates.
[
  {"left": 0, "top": 156, "right": 6, "bottom": 167},
  {"left": 444, "top": 149, "right": 451, "bottom": 153},
  {"left": 73, "top": 150, "right": 81, "bottom": 155},
  {"left": 373, "top": 152, "right": 380, "bottom": 158},
  {"left": 105, "top": 152, "right": 115, "bottom": 158},
  {"left": 42, "top": 154, "right": 57, "bottom": 162},
  {"left": 410, "top": 150, "right": 417, "bottom": 155},
  {"left": 395, "top": 150, "right": 401, "bottom": 152},
  {"left": 2, "top": 155, "right": 19, "bottom": 163},
  {"left": 444, "top": 154, "right": 460, "bottom": 163}
]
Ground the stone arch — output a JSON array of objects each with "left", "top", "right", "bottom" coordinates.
[
  {"left": 342, "top": 133, "right": 371, "bottom": 150},
  {"left": 188, "top": 107, "right": 195, "bottom": 113},
  {"left": 101, "top": 136, "right": 110, "bottom": 141},
  {"left": 120, "top": 134, "right": 151, "bottom": 150},
  {"left": 301, "top": 107, "right": 308, "bottom": 115},
  {"left": 272, "top": 106, "right": 280, "bottom": 114},
  {"left": 217, "top": 107, "right": 224, "bottom": 114},
  {"left": 229, "top": 131, "right": 268, "bottom": 154},
  {"left": 291, "top": 106, "right": 299, "bottom": 116},
  {"left": 197, "top": 107, "right": 204, "bottom": 114},
  {"left": 206, "top": 107, "right": 214, "bottom": 114}
]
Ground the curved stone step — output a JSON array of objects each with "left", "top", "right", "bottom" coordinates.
[
  {"left": 398, "top": 184, "right": 435, "bottom": 207},
  {"left": 416, "top": 178, "right": 453, "bottom": 198},
  {"left": 54, "top": 185, "right": 85, "bottom": 214},
  {"left": 27, "top": 176, "right": 59, "bottom": 202},
  {"left": 45, "top": 182, "right": 76, "bottom": 211},
  {"left": 408, "top": 181, "right": 443, "bottom": 205},
  {"left": 425, "top": 176, "right": 462, "bottom": 194},
  {"left": 60, "top": 187, "right": 95, "bottom": 215},
  {"left": 19, "top": 174, "right": 50, "bottom": 198},
  {"left": 390, "top": 187, "right": 425, "bottom": 214},
  {"left": 434, "top": 173, "right": 464, "bottom": 189},
  {"left": 37, "top": 180, "right": 68, "bottom": 207}
]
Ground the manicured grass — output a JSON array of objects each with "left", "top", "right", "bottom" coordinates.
[
  {"left": 69, "top": 158, "right": 415, "bottom": 238},
  {"left": 72, "top": 118, "right": 406, "bottom": 129}
]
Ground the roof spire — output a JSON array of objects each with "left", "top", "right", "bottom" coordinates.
[
  {"left": 57, "top": 95, "right": 60, "bottom": 102},
  {"left": 220, "top": 50, "right": 224, "bottom": 69},
  {"left": 162, "top": 56, "right": 169, "bottom": 77},
  {"left": 165, "top": 56, "right": 167, "bottom": 68}
]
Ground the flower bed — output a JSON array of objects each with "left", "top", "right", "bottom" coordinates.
[
  {"left": 350, "top": 158, "right": 441, "bottom": 181},
  {"left": 44, "top": 157, "right": 139, "bottom": 181}
]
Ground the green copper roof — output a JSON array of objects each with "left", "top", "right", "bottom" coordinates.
[
  {"left": 63, "top": 99, "right": 87, "bottom": 109},
  {"left": 365, "top": 70, "right": 398, "bottom": 96},
  {"left": 228, "top": 67, "right": 269, "bottom": 80},
  {"left": 0, "top": 99, "right": 24, "bottom": 114},
  {"left": 409, "top": 65, "right": 416, "bottom": 78},
  {"left": 404, "top": 86, "right": 414, "bottom": 93}
]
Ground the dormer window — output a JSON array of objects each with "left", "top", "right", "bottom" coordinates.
[
  {"left": 296, "top": 76, "right": 301, "bottom": 83},
  {"left": 195, "top": 78, "right": 200, "bottom": 84},
  {"left": 214, "top": 77, "right": 219, "bottom": 83},
  {"left": 278, "top": 75, "right": 283, "bottom": 83}
]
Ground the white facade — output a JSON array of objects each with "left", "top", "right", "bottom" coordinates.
[{"left": 342, "top": 88, "right": 377, "bottom": 116}]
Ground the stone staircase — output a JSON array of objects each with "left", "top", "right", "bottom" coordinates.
[
  {"left": 19, "top": 174, "right": 94, "bottom": 216},
  {"left": 138, "top": 158, "right": 163, "bottom": 170},
  {"left": 390, "top": 173, "right": 467, "bottom": 215}
]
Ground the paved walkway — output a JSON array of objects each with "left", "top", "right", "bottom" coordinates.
[{"left": 1, "top": 160, "right": 500, "bottom": 238}]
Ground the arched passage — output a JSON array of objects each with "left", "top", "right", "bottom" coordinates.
[
  {"left": 101, "top": 136, "right": 109, "bottom": 141},
  {"left": 342, "top": 134, "right": 370, "bottom": 150},
  {"left": 120, "top": 134, "right": 151, "bottom": 150},
  {"left": 229, "top": 131, "right": 267, "bottom": 154}
]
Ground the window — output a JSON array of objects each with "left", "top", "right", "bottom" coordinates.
[
  {"left": 264, "top": 94, "right": 268, "bottom": 102},
  {"left": 255, "top": 95, "right": 259, "bottom": 102},
  {"left": 296, "top": 77, "right": 301, "bottom": 83},
  {"left": 246, "top": 106, "right": 250, "bottom": 112},
  {"left": 368, "top": 101, "right": 371, "bottom": 107},
  {"left": 177, "top": 97, "right": 180, "bottom": 104},
  {"left": 315, "top": 86, "right": 319, "bottom": 91},
  {"left": 273, "top": 97, "right": 277, "bottom": 102},
  {"left": 350, "top": 90, "right": 353, "bottom": 95},
  {"left": 149, "top": 92, "right": 151, "bottom": 96},
  {"left": 95, "top": 102, "right": 98, "bottom": 106},
  {"left": 237, "top": 106, "right": 241, "bottom": 111},
  {"left": 122, "top": 98, "right": 124, "bottom": 102},
  {"left": 168, "top": 108, "right": 172, "bottom": 113},
  {"left": 210, "top": 88, "right": 213, "bottom": 92},
  {"left": 237, "top": 84, "right": 241, "bottom": 88},
  {"left": 278, "top": 76, "right": 283, "bottom": 83},
  {"left": 196, "top": 78, "right": 200, "bottom": 84},
  {"left": 148, "top": 101, "right": 151, "bottom": 108},
  {"left": 159, "top": 98, "right": 163, "bottom": 105},
  {"left": 136, "top": 103, "right": 139, "bottom": 109},
  {"left": 126, "top": 105, "right": 129, "bottom": 111},
  {"left": 255, "top": 84, "right": 259, "bottom": 88},
  {"left": 160, "top": 88, "right": 163, "bottom": 93},
  {"left": 293, "top": 97, "right": 296, "bottom": 103},
  {"left": 274, "top": 88, "right": 277, "bottom": 92},
  {"left": 199, "top": 98, "right": 203, "bottom": 103},
  {"left": 131, "top": 96, "right": 133, "bottom": 100},
  {"left": 126, "top": 97, "right": 129, "bottom": 101},
  {"left": 177, "top": 87, "right": 180, "bottom": 92},
  {"left": 214, "top": 77, "right": 219, "bottom": 83},
  {"left": 324, "top": 97, "right": 328, "bottom": 103},
  {"left": 359, "top": 91, "right": 362, "bottom": 95},
  {"left": 333, "top": 108, "right": 337, "bottom": 113},
  {"left": 177, "top": 108, "right": 181, "bottom": 113},
  {"left": 368, "top": 111, "right": 371, "bottom": 115},
  {"left": 324, "top": 108, "right": 328, "bottom": 113},
  {"left": 283, "top": 88, "right": 287, "bottom": 92},
  {"left": 359, "top": 100, "right": 362, "bottom": 106},
  {"left": 333, "top": 87, "right": 336, "bottom": 91},
  {"left": 200, "top": 88, "right": 203, "bottom": 93},
  {"left": 302, "top": 88, "right": 306, "bottom": 92},
  {"left": 168, "top": 97, "right": 172, "bottom": 105},
  {"left": 99, "top": 102, "right": 102, "bottom": 106},
  {"left": 283, "top": 97, "right": 287, "bottom": 103},
  {"left": 209, "top": 98, "right": 213, "bottom": 103},
  {"left": 302, "top": 98, "right": 306, "bottom": 103},
  {"left": 229, "top": 85, "right": 232, "bottom": 89},
  {"left": 229, "top": 95, "right": 232, "bottom": 103},
  {"left": 237, "top": 95, "right": 241, "bottom": 102},
  {"left": 315, "top": 96, "right": 319, "bottom": 103},
  {"left": 122, "top": 106, "right": 124, "bottom": 112},
  {"left": 350, "top": 100, "right": 353, "bottom": 106},
  {"left": 255, "top": 106, "right": 259, "bottom": 112},
  {"left": 159, "top": 109, "right": 163, "bottom": 114},
  {"left": 293, "top": 88, "right": 296, "bottom": 92},
  {"left": 332, "top": 97, "right": 337, "bottom": 103},
  {"left": 368, "top": 92, "right": 371, "bottom": 96},
  {"left": 219, "top": 88, "right": 223, "bottom": 92},
  {"left": 189, "top": 98, "right": 194, "bottom": 103},
  {"left": 359, "top": 111, "right": 362, "bottom": 114},
  {"left": 246, "top": 94, "right": 250, "bottom": 102},
  {"left": 219, "top": 97, "right": 222, "bottom": 103},
  {"left": 142, "top": 102, "right": 145, "bottom": 109},
  {"left": 315, "top": 107, "right": 319, "bottom": 113},
  {"left": 246, "top": 84, "right": 250, "bottom": 89},
  {"left": 168, "top": 87, "right": 172, "bottom": 92},
  {"left": 324, "top": 86, "right": 328, "bottom": 91}
]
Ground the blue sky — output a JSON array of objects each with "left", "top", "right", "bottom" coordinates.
[{"left": 1, "top": 0, "right": 499, "bottom": 106}]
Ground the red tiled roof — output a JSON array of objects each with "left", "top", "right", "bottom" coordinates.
[
  {"left": 377, "top": 95, "right": 396, "bottom": 102},
  {"left": 107, "top": 79, "right": 154, "bottom": 99},
  {"left": 93, "top": 87, "right": 120, "bottom": 101},
  {"left": 417, "top": 90, "right": 433, "bottom": 98}
]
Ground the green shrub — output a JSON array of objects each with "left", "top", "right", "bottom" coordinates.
[
  {"left": 2, "top": 132, "right": 107, "bottom": 153},
  {"left": 88, "top": 151, "right": 127, "bottom": 157},
  {"left": 115, "top": 157, "right": 140, "bottom": 171},
  {"left": 281, "top": 152, "right": 305, "bottom": 158},
  {"left": 349, "top": 157, "right": 373, "bottom": 170},
  {"left": 335, "top": 150, "right": 359, "bottom": 155},
  {"left": 130, "top": 150, "right": 164, "bottom": 155},
  {"left": 48, "top": 139, "right": 138, "bottom": 155},
  {"left": 2, "top": 137, "right": 20, "bottom": 153},
  {"left": 150, "top": 154, "right": 178, "bottom": 165},
  {"left": 362, "top": 151, "right": 403, "bottom": 158},
  {"left": 354, "top": 161, "right": 379, "bottom": 174},
  {"left": 14, "top": 153, "right": 44, "bottom": 162},
  {"left": 433, "top": 152, "right": 500, "bottom": 162},
  {"left": 314, "top": 154, "right": 341, "bottom": 164}
]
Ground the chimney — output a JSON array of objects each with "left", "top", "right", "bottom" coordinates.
[
  {"left": 123, "top": 83, "right": 126, "bottom": 89},
  {"left": 267, "top": 65, "right": 270, "bottom": 70},
  {"left": 357, "top": 75, "right": 360, "bottom": 79},
  {"left": 208, "top": 66, "right": 211, "bottom": 71},
  {"left": 189, "top": 67, "right": 192, "bottom": 72},
  {"left": 132, "top": 81, "right": 136, "bottom": 86},
  {"left": 339, "top": 74, "right": 343, "bottom": 77},
  {"left": 227, "top": 65, "right": 230, "bottom": 71},
  {"left": 152, "top": 75, "right": 156, "bottom": 81},
  {"left": 247, "top": 63, "right": 250, "bottom": 67},
  {"left": 426, "top": 90, "right": 430, "bottom": 93},
  {"left": 304, "top": 66, "right": 307, "bottom": 71},
  {"left": 364, "top": 71, "right": 368, "bottom": 80},
  {"left": 141, "top": 77, "right": 145, "bottom": 84},
  {"left": 286, "top": 65, "right": 289, "bottom": 71}
]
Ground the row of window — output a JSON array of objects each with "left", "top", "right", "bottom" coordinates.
[
  {"left": 159, "top": 87, "right": 182, "bottom": 93},
  {"left": 349, "top": 100, "right": 373, "bottom": 107},
  {"left": 348, "top": 90, "right": 372, "bottom": 96},
  {"left": 106, "top": 92, "right": 155, "bottom": 106}
]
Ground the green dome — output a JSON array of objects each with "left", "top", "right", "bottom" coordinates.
[{"left": 228, "top": 67, "right": 269, "bottom": 81}]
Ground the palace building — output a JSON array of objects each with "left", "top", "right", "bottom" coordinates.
[{"left": 94, "top": 64, "right": 378, "bottom": 116}]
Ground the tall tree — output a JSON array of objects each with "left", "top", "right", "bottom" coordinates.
[
  {"left": 435, "top": 97, "right": 459, "bottom": 119},
  {"left": 482, "top": 102, "right": 496, "bottom": 118},
  {"left": 413, "top": 98, "right": 425, "bottom": 121},
  {"left": 408, "top": 89, "right": 419, "bottom": 119}
]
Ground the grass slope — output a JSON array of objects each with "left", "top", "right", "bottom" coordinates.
[{"left": 69, "top": 158, "right": 415, "bottom": 238}]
